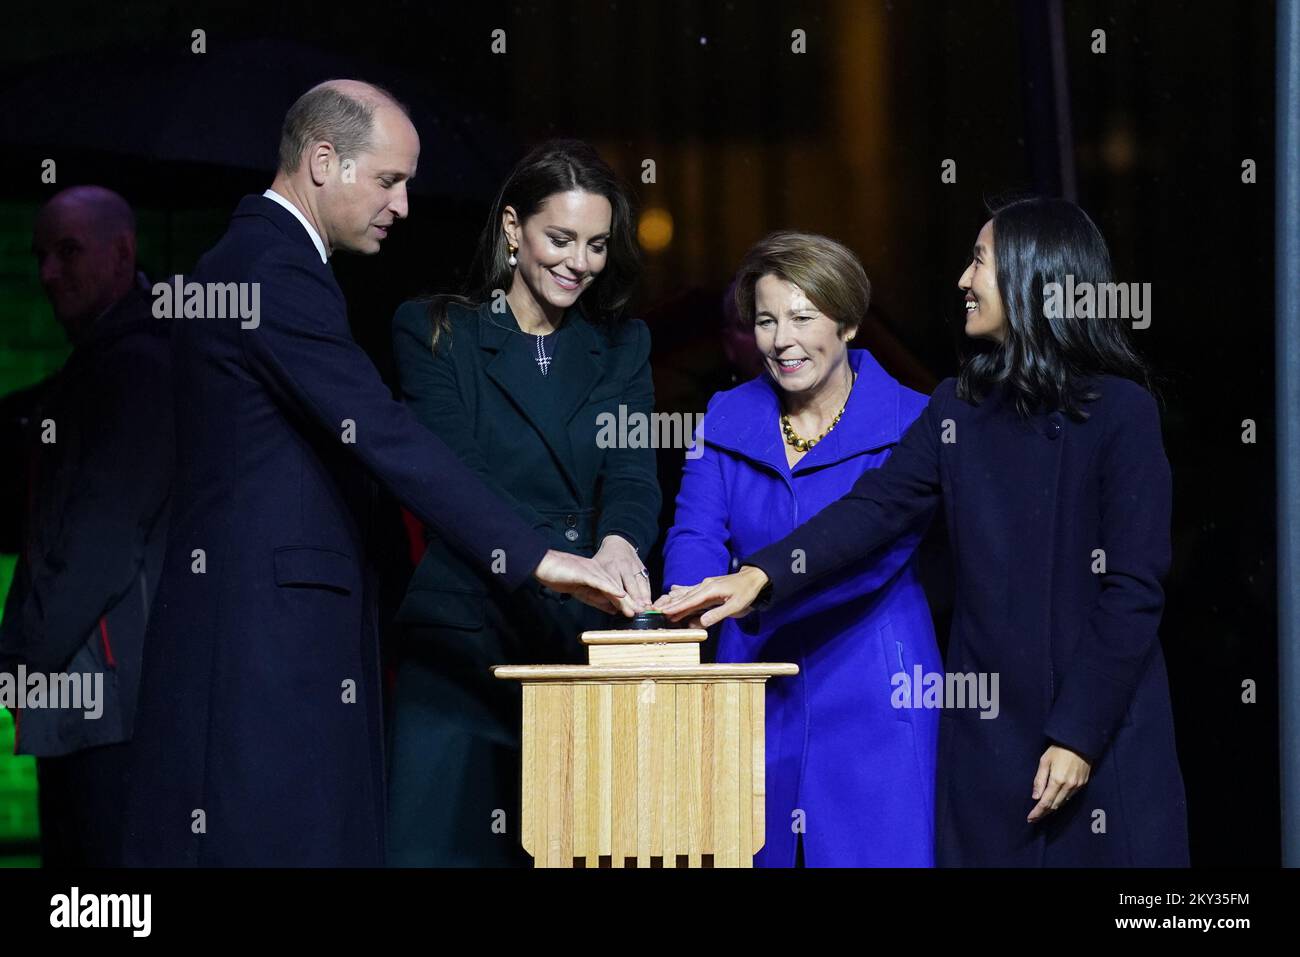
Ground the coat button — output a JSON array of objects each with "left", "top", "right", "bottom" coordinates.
[
  {"left": 564, "top": 528, "right": 580, "bottom": 542},
  {"left": 1047, "top": 420, "right": 1062, "bottom": 440},
  {"left": 565, "top": 514, "right": 578, "bottom": 528}
]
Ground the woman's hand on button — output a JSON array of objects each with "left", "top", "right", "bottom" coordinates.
[
  {"left": 651, "top": 584, "right": 692, "bottom": 608},
  {"left": 593, "top": 535, "right": 652, "bottom": 609},
  {"left": 533, "top": 549, "right": 637, "bottom": 617},
  {"left": 654, "top": 566, "right": 769, "bottom": 628}
]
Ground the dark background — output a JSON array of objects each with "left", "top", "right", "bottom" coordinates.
[{"left": 0, "top": 0, "right": 1278, "bottom": 867}]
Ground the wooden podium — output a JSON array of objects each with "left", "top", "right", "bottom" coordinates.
[{"left": 493, "top": 626, "right": 797, "bottom": 868}]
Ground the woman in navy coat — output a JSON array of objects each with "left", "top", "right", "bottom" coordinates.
[
  {"left": 386, "top": 140, "right": 660, "bottom": 866},
  {"left": 662, "top": 231, "right": 941, "bottom": 866},
  {"left": 659, "top": 198, "right": 1190, "bottom": 867}
]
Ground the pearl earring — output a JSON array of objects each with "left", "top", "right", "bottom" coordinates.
[{"left": 507, "top": 242, "right": 518, "bottom": 268}]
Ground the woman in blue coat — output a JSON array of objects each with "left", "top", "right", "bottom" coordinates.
[
  {"left": 659, "top": 198, "right": 1190, "bottom": 867},
  {"left": 662, "top": 231, "right": 941, "bottom": 867}
]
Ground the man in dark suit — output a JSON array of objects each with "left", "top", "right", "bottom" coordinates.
[
  {"left": 0, "top": 186, "right": 172, "bottom": 866},
  {"left": 123, "top": 80, "right": 635, "bottom": 867}
]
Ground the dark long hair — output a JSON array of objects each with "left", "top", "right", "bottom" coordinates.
[
  {"left": 956, "top": 196, "right": 1155, "bottom": 420},
  {"left": 424, "top": 138, "right": 640, "bottom": 350}
]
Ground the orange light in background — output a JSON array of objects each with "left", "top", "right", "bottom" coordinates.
[
  {"left": 1101, "top": 118, "right": 1138, "bottom": 173},
  {"left": 638, "top": 207, "right": 673, "bottom": 253}
]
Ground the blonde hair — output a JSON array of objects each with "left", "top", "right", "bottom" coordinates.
[{"left": 733, "top": 230, "right": 871, "bottom": 333}]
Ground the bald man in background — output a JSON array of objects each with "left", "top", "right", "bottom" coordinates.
[
  {"left": 0, "top": 186, "right": 173, "bottom": 867},
  {"left": 0, "top": 189, "right": 144, "bottom": 552}
]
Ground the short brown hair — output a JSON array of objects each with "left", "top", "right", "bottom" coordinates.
[{"left": 733, "top": 230, "right": 871, "bottom": 334}]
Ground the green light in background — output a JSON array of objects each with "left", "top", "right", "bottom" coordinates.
[{"left": 1, "top": 553, "right": 39, "bottom": 862}]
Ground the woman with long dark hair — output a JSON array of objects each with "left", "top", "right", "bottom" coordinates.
[
  {"left": 386, "top": 139, "right": 660, "bottom": 866},
  {"left": 658, "top": 197, "right": 1190, "bottom": 866}
]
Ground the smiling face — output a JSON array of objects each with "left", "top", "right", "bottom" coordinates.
[
  {"left": 752, "top": 273, "right": 855, "bottom": 398},
  {"left": 316, "top": 103, "right": 419, "bottom": 255},
  {"left": 958, "top": 219, "right": 1007, "bottom": 342},
  {"left": 504, "top": 189, "right": 611, "bottom": 314}
]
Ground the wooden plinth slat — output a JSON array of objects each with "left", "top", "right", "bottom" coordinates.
[
  {"left": 613, "top": 682, "right": 637, "bottom": 866},
  {"left": 738, "top": 679, "right": 752, "bottom": 868},
  {"left": 682, "top": 682, "right": 702, "bottom": 869},
  {"left": 573, "top": 683, "right": 589, "bottom": 863},
  {"left": 751, "top": 681, "right": 766, "bottom": 856},
  {"left": 715, "top": 682, "right": 741, "bottom": 868},
  {"left": 522, "top": 684, "right": 535, "bottom": 859},
  {"left": 597, "top": 684, "right": 612, "bottom": 860},
  {"left": 543, "top": 685, "right": 574, "bottom": 868},
  {"left": 659, "top": 680, "right": 676, "bottom": 867},
  {"left": 636, "top": 679, "right": 653, "bottom": 868}
]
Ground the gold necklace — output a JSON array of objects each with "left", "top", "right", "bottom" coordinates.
[{"left": 781, "top": 372, "right": 856, "bottom": 452}]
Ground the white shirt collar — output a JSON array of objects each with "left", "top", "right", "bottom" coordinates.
[{"left": 262, "top": 188, "right": 328, "bottom": 263}]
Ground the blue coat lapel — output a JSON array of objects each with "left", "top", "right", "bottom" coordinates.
[{"left": 703, "top": 349, "right": 907, "bottom": 474}]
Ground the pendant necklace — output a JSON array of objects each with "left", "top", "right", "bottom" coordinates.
[{"left": 534, "top": 333, "right": 553, "bottom": 375}]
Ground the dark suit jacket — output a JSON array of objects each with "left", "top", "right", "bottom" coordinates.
[
  {"left": 745, "top": 376, "right": 1188, "bottom": 866},
  {"left": 384, "top": 298, "right": 661, "bottom": 865},
  {"left": 390, "top": 298, "right": 661, "bottom": 654},
  {"left": 122, "top": 195, "right": 549, "bottom": 867},
  {"left": 0, "top": 284, "right": 172, "bottom": 756}
]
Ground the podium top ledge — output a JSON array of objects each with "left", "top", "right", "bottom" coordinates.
[
  {"left": 492, "top": 662, "right": 799, "bottom": 681},
  {"left": 580, "top": 629, "right": 708, "bottom": 645}
]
